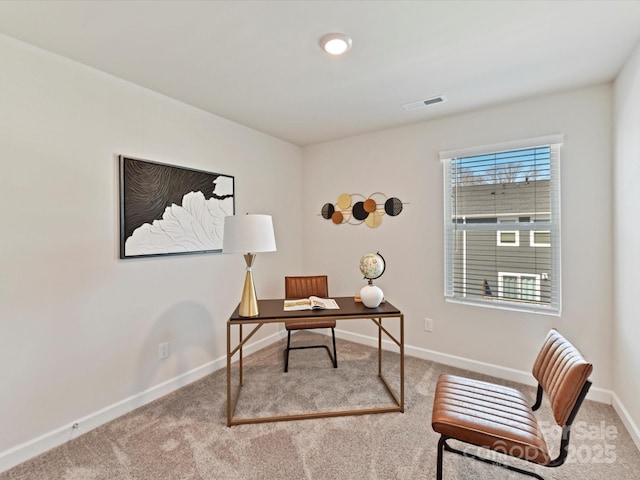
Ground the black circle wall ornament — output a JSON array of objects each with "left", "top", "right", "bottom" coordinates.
[
  {"left": 352, "top": 201, "right": 368, "bottom": 221},
  {"left": 321, "top": 203, "right": 335, "bottom": 219},
  {"left": 385, "top": 197, "right": 403, "bottom": 216}
]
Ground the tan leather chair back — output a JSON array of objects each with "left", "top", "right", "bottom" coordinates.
[
  {"left": 285, "top": 275, "right": 329, "bottom": 299},
  {"left": 532, "top": 329, "right": 593, "bottom": 426}
]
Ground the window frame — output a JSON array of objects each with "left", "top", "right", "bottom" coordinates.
[{"left": 441, "top": 134, "right": 562, "bottom": 316}]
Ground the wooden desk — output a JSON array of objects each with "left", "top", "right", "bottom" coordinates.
[{"left": 226, "top": 297, "right": 404, "bottom": 426}]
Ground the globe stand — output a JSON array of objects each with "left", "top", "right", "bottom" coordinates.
[
  {"left": 359, "top": 252, "right": 386, "bottom": 308},
  {"left": 360, "top": 278, "right": 384, "bottom": 308}
]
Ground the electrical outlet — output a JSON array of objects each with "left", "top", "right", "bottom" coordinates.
[
  {"left": 424, "top": 317, "right": 434, "bottom": 332},
  {"left": 159, "top": 342, "right": 170, "bottom": 359}
]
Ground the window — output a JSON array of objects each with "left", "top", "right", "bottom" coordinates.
[
  {"left": 498, "top": 272, "right": 541, "bottom": 302},
  {"left": 441, "top": 135, "right": 562, "bottom": 315},
  {"left": 497, "top": 230, "right": 519, "bottom": 246},
  {"left": 530, "top": 230, "right": 551, "bottom": 247}
]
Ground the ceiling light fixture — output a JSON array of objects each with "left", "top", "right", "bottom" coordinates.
[{"left": 320, "top": 33, "right": 353, "bottom": 55}]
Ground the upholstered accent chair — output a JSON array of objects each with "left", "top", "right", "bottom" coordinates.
[
  {"left": 283, "top": 275, "right": 337, "bottom": 372},
  {"left": 431, "top": 329, "right": 592, "bottom": 479}
]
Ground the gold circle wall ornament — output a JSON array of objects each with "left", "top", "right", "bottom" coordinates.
[
  {"left": 331, "top": 211, "right": 344, "bottom": 224},
  {"left": 347, "top": 217, "right": 365, "bottom": 225},
  {"left": 365, "top": 210, "right": 383, "bottom": 228},
  {"left": 337, "top": 193, "right": 352, "bottom": 209},
  {"left": 351, "top": 193, "right": 366, "bottom": 203},
  {"left": 346, "top": 193, "right": 364, "bottom": 224},
  {"left": 369, "top": 192, "right": 387, "bottom": 207}
]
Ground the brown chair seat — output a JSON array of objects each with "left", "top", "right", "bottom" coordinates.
[{"left": 432, "top": 374, "right": 550, "bottom": 465}]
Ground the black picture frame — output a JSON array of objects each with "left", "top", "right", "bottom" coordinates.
[{"left": 119, "top": 155, "right": 235, "bottom": 259}]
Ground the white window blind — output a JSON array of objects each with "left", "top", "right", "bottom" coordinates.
[{"left": 442, "top": 136, "right": 562, "bottom": 315}]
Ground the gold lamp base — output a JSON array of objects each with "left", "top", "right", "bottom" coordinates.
[{"left": 238, "top": 254, "right": 259, "bottom": 317}]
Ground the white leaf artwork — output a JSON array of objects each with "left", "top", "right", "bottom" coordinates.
[{"left": 125, "top": 176, "right": 234, "bottom": 256}]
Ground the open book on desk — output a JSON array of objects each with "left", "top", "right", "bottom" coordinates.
[{"left": 283, "top": 296, "right": 340, "bottom": 311}]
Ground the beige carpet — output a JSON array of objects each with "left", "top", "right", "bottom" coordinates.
[{"left": 2, "top": 332, "right": 639, "bottom": 479}]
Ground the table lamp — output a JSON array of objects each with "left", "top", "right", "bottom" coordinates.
[{"left": 223, "top": 214, "right": 277, "bottom": 317}]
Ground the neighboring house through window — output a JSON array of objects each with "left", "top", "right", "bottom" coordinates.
[{"left": 441, "top": 135, "right": 563, "bottom": 315}]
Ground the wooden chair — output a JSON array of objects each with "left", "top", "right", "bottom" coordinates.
[
  {"left": 284, "top": 275, "right": 337, "bottom": 373},
  {"left": 431, "top": 329, "right": 592, "bottom": 480}
]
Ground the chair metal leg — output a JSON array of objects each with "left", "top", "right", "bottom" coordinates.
[
  {"left": 438, "top": 435, "right": 545, "bottom": 480},
  {"left": 437, "top": 436, "right": 446, "bottom": 480},
  {"left": 331, "top": 328, "right": 337, "bottom": 368},
  {"left": 284, "top": 330, "right": 292, "bottom": 372},
  {"left": 284, "top": 328, "right": 337, "bottom": 372}
]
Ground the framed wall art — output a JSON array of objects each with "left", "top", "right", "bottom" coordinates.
[{"left": 119, "top": 155, "right": 235, "bottom": 258}]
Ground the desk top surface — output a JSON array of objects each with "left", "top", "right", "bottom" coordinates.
[{"left": 229, "top": 296, "right": 401, "bottom": 322}]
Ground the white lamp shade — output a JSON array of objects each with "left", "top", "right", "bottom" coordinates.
[{"left": 223, "top": 214, "right": 277, "bottom": 254}]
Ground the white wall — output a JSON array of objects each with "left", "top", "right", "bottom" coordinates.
[
  {"left": 0, "top": 34, "right": 302, "bottom": 466},
  {"left": 613, "top": 41, "right": 640, "bottom": 445},
  {"left": 2, "top": 29, "right": 635, "bottom": 472},
  {"left": 302, "top": 85, "right": 614, "bottom": 394}
]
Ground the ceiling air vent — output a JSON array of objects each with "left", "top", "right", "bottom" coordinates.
[{"left": 402, "top": 95, "right": 446, "bottom": 111}]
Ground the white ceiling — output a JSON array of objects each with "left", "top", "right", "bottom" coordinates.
[{"left": 1, "top": 0, "right": 640, "bottom": 146}]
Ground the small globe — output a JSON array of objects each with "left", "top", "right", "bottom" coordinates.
[{"left": 360, "top": 252, "right": 385, "bottom": 280}]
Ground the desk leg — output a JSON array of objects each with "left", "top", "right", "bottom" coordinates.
[
  {"left": 372, "top": 314, "right": 404, "bottom": 413},
  {"left": 226, "top": 322, "right": 264, "bottom": 426},
  {"left": 377, "top": 317, "right": 383, "bottom": 377},
  {"left": 239, "top": 324, "right": 243, "bottom": 386},
  {"left": 400, "top": 313, "right": 405, "bottom": 412},
  {"left": 226, "top": 321, "right": 232, "bottom": 426},
  {"left": 227, "top": 322, "right": 245, "bottom": 426}
]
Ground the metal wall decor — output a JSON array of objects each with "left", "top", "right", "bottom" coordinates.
[
  {"left": 119, "top": 155, "right": 235, "bottom": 258},
  {"left": 321, "top": 192, "right": 404, "bottom": 228}
]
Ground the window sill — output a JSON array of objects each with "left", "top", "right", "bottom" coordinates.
[{"left": 445, "top": 296, "right": 561, "bottom": 316}]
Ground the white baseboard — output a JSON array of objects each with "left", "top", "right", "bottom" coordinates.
[
  {"left": 1, "top": 328, "right": 636, "bottom": 473},
  {"left": 0, "top": 331, "right": 283, "bottom": 474},
  {"left": 334, "top": 328, "right": 614, "bottom": 405},
  {"left": 612, "top": 393, "right": 640, "bottom": 452}
]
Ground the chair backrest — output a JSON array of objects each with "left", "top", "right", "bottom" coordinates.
[
  {"left": 532, "top": 329, "right": 593, "bottom": 427},
  {"left": 285, "top": 275, "right": 329, "bottom": 299}
]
